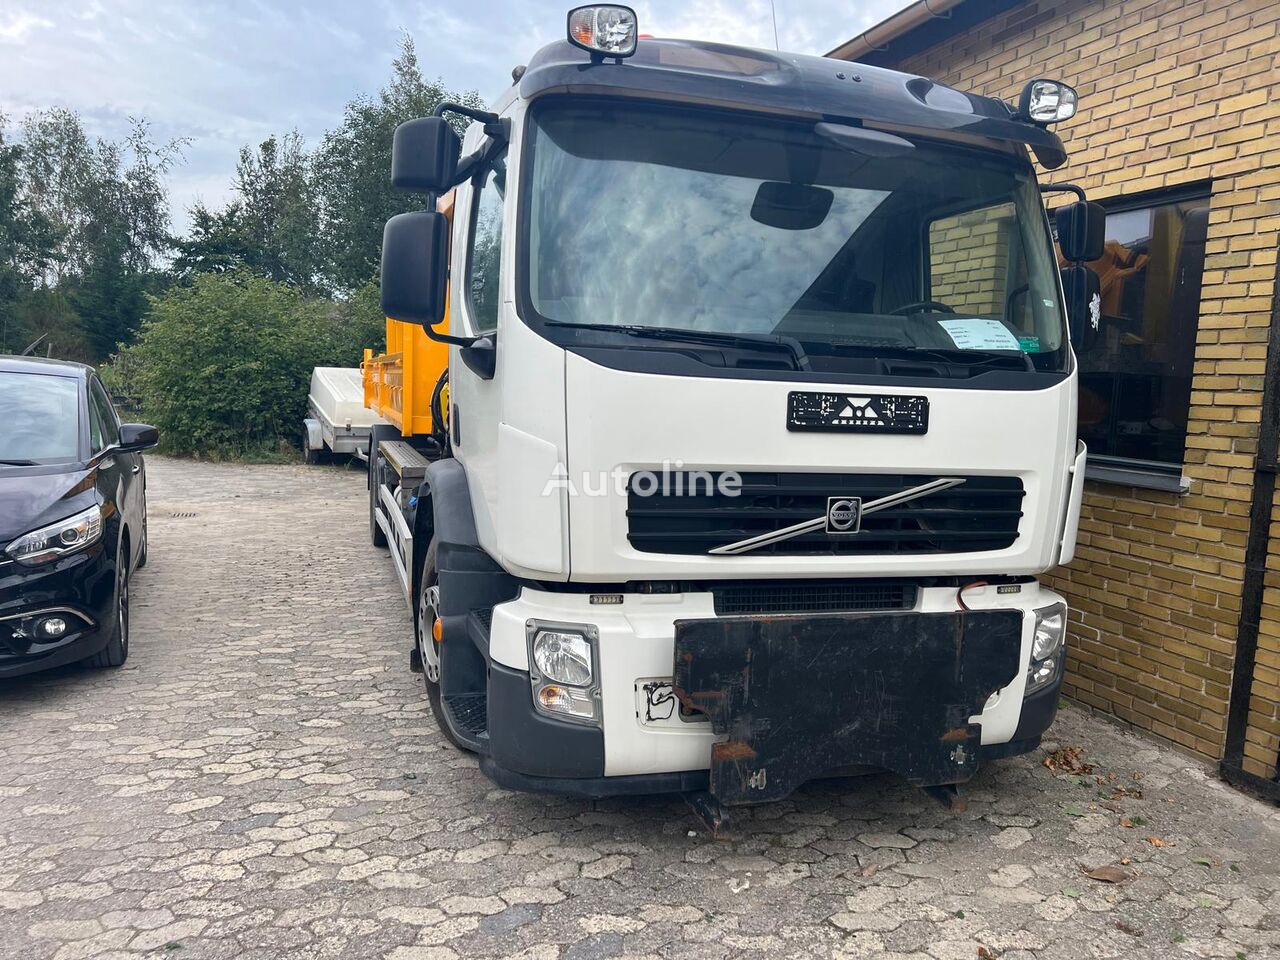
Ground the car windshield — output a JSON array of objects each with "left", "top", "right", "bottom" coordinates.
[
  {"left": 525, "top": 101, "right": 1067, "bottom": 371},
  {"left": 0, "top": 371, "right": 81, "bottom": 464}
]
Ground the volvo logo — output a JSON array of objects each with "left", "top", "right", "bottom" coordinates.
[{"left": 825, "top": 497, "right": 862, "bottom": 534}]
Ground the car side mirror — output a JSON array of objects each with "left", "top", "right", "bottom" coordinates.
[
  {"left": 392, "top": 117, "right": 461, "bottom": 194},
  {"left": 1061, "top": 264, "right": 1101, "bottom": 348},
  {"left": 1055, "top": 200, "right": 1105, "bottom": 262},
  {"left": 119, "top": 423, "right": 160, "bottom": 452},
  {"left": 381, "top": 210, "right": 449, "bottom": 326}
]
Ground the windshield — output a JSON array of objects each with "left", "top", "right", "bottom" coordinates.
[
  {"left": 0, "top": 372, "right": 81, "bottom": 464},
  {"left": 524, "top": 100, "right": 1067, "bottom": 372}
]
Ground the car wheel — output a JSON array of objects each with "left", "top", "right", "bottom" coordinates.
[
  {"left": 418, "top": 541, "right": 472, "bottom": 752},
  {"left": 88, "top": 546, "right": 130, "bottom": 668}
]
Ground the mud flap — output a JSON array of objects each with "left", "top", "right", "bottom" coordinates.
[{"left": 673, "top": 610, "right": 1022, "bottom": 805}]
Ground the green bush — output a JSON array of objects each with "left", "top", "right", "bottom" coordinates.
[{"left": 111, "top": 271, "right": 383, "bottom": 457}]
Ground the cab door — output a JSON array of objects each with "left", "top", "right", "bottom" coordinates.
[{"left": 447, "top": 142, "right": 507, "bottom": 554}]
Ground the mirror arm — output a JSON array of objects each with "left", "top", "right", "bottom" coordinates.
[
  {"left": 1040, "top": 183, "right": 1086, "bottom": 202},
  {"left": 433, "top": 101, "right": 507, "bottom": 143},
  {"left": 423, "top": 323, "right": 482, "bottom": 348}
]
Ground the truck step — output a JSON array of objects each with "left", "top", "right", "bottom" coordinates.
[
  {"left": 380, "top": 440, "right": 435, "bottom": 482},
  {"left": 443, "top": 693, "right": 489, "bottom": 750}
]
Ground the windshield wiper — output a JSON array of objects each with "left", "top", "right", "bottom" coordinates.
[
  {"left": 0, "top": 459, "right": 39, "bottom": 466},
  {"left": 828, "top": 342, "right": 1034, "bottom": 371},
  {"left": 547, "top": 320, "right": 810, "bottom": 371}
]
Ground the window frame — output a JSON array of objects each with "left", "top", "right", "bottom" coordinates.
[
  {"left": 1073, "top": 180, "right": 1212, "bottom": 491},
  {"left": 462, "top": 147, "right": 509, "bottom": 337}
]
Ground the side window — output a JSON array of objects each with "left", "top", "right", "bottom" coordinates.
[
  {"left": 88, "top": 379, "right": 119, "bottom": 452},
  {"left": 928, "top": 201, "right": 1029, "bottom": 328},
  {"left": 466, "top": 155, "right": 507, "bottom": 335}
]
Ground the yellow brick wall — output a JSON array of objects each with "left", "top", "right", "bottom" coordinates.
[{"left": 855, "top": 0, "right": 1280, "bottom": 769}]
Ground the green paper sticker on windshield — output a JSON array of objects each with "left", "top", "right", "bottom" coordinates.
[{"left": 1018, "top": 336, "right": 1041, "bottom": 353}]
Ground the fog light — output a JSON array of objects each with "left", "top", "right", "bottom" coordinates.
[{"left": 39, "top": 617, "right": 68, "bottom": 638}]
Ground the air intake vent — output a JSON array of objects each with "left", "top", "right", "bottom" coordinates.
[
  {"left": 712, "top": 580, "right": 917, "bottom": 616},
  {"left": 627, "top": 472, "right": 1024, "bottom": 556}
]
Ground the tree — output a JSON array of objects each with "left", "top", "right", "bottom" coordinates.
[
  {"left": 11, "top": 110, "right": 183, "bottom": 357},
  {"left": 0, "top": 114, "right": 58, "bottom": 354},
  {"left": 175, "top": 133, "right": 323, "bottom": 293},
  {"left": 313, "top": 35, "right": 484, "bottom": 290}
]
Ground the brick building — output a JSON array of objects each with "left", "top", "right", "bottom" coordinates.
[{"left": 830, "top": 0, "right": 1280, "bottom": 795}]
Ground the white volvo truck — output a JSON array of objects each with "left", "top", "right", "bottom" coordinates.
[{"left": 372, "top": 5, "right": 1102, "bottom": 831}]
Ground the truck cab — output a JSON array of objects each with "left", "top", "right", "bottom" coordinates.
[{"left": 371, "top": 6, "right": 1100, "bottom": 825}]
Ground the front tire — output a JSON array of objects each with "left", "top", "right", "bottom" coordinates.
[
  {"left": 88, "top": 544, "right": 129, "bottom": 669},
  {"left": 417, "top": 541, "right": 473, "bottom": 753}
]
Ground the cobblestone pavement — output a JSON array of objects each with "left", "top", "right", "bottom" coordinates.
[{"left": 2, "top": 457, "right": 1279, "bottom": 960}]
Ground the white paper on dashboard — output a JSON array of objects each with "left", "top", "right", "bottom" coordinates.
[{"left": 936, "top": 318, "right": 1022, "bottom": 351}]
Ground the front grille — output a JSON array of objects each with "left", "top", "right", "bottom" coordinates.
[
  {"left": 627, "top": 472, "right": 1024, "bottom": 556},
  {"left": 713, "top": 580, "right": 917, "bottom": 615}
]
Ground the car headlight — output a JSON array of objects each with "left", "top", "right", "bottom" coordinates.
[
  {"left": 4, "top": 505, "right": 103, "bottom": 566},
  {"left": 527, "top": 622, "right": 599, "bottom": 724},
  {"left": 1026, "top": 602, "right": 1067, "bottom": 694}
]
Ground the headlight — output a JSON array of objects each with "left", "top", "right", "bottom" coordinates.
[
  {"left": 527, "top": 622, "right": 600, "bottom": 725},
  {"left": 1026, "top": 602, "right": 1067, "bottom": 694},
  {"left": 532, "top": 629, "right": 593, "bottom": 686},
  {"left": 1032, "top": 603, "right": 1065, "bottom": 660},
  {"left": 4, "top": 505, "right": 103, "bottom": 566}
]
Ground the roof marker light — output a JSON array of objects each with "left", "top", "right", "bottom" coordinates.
[
  {"left": 1017, "top": 79, "right": 1078, "bottom": 124},
  {"left": 567, "top": 5, "right": 638, "bottom": 58}
]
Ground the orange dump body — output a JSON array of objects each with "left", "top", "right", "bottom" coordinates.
[{"left": 361, "top": 191, "right": 453, "bottom": 438}]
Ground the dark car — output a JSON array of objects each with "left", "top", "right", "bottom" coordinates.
[{"left": 0, "top": 356, "right": 158, "bottom": 678}]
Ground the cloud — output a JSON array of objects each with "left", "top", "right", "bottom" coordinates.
[
  {"left": 0, "top": 10, "right": 55, "bottom": 42},
  {"left": 1, "top": 0, "right": 912, "bottom": 234}
]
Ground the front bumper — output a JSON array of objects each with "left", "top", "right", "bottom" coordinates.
[
  {"left": 0, "top": 544, "right": 114, "bottom": 678},
  {"left": 476, "top": 582, "right": 1065, "bottom": 797}
]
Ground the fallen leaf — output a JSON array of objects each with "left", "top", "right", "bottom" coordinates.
[
  {"left": 1080, "top": 863, "right": 1132, "bottom": 884},
  {"left": 1120, "top": 857, "right": 1132, "bottom": 865},
  {"left": 858, "top": 863, "right": 878, "bottom": 878},
  {"left": 1044, "top": 746, "right": 1094, "bottom": 775},
  {"left": 1193, "top": 857, "right": 1213, "bottom": 867},
  {"left": 1145, "top": 836, "right": 1166, "bottom": 848},
  {"left": 1119, "top": 818, "right": 1134, "bottom": 829},
  {"left": 1063, "top": 887, "right": 1081, "bottom": 899},
  {"left": 1063, "top": 805, "right": 1087, "bottom": 818},
  {"left": 1115, "top": 920, "right": 1144, "bottom": 937},
  {"left": 977, "top": 946, "right": 1000, "bottom": 959}
]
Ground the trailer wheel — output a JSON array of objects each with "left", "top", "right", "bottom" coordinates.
[{"left": 417, "top": 541, "right": 474, "bottom": 753}]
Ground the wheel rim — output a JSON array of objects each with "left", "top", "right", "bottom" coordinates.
[{"left": 418, "top": 583, "right": 441, "bottom": 683}]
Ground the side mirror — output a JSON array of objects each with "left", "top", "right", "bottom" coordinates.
[
  {"left": 119, "top": 423, "right": 160, "bottom": 452},
  {"left": 1061, "top": 264, "right": 1101, "bottom": 348},
  {"left": 391, "top": 117, "right": 461, "bottom": 194},
  {"left": 1055, "top": 200, "right": 1105, "bottom": 262},
  {"left": 381, "top": 210, "right": 449, "bottom": 325}
]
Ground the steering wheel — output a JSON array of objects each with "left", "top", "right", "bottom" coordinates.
[{"left": 890, "top": 300, "right": 956, "bottom": 316}]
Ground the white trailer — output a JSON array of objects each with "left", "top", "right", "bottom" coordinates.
[{"left": 302, "top": 367, "right": 386, "bottom": 463}]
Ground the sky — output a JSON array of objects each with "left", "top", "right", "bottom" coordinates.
[{"left": 0, "top": 0, "right": 912, "bottom": 233}]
